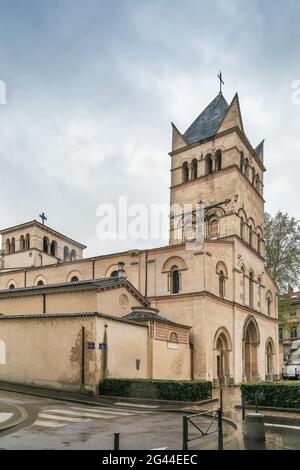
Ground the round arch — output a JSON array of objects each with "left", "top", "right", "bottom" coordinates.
[
  {"left": 243, "top": 315, "right": 260, "bottom": 382},
  {"left": 6, "top": 279, "right": 17, "bottom": 289},
  {"left": 66, "top": 270, "right": 82, "bottom": 283},
  {"left": 33, "top": 275, "right": 48, "bottom": 287},
  {"left": 162, "top": 256, "right": 187, "bottom": 273},
  {"left": 265, "top": 337, "right": 275, "bottom": 379},
  {"left": 213, "top": 327, "right": 232, "bottom": 385}
]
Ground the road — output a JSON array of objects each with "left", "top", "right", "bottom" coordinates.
[{"left": 0, "top": 390, "right": 236, "bottom": 450}]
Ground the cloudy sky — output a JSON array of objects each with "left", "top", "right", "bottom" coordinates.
[{"left": 0, "top": 0, "right": 299, "bottom": 256}]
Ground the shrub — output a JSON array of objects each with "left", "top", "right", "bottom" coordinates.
[
  {"left": 100, "top": 379, "right": 212, "bottom": 402},
  {"left": 241, "top": 382, "right": 300, "bottom": 409}
]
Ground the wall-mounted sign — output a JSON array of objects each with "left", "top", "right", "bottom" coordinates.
[
  {"left": 87, "top": 342, "right": 95, "bottom": 350},
  {"left": 99, "top": 343, "right": 107, "bottom": 350}
]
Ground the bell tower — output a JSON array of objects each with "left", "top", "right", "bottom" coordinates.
[{"left": 168, "top": 89, "right": 266, "bottom": 257}]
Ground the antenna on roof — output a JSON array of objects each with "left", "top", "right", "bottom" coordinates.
[{"left": 218, "top": 70, "right": 224, "bottom": 94}]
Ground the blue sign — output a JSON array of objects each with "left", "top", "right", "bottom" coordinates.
[
  {"left": 99, "top": 343, "right": 107, "bottom": 350},
  {"left": 87, "top": 342, "right": 95, "bottom": 350}
]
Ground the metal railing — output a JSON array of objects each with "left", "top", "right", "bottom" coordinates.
[{"left": 182, "top": 408, "right": 223, "bottom": 450}]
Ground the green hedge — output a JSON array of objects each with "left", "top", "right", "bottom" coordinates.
[
  {"left": 100, "top": 379, "right": 212, "bottom": 402},
  {"left": 241, "top": 382, "right": 300, "bottom": 409}
]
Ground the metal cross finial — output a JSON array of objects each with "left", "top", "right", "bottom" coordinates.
[
  {"left": 218, "top": 70, "right": 224, "bottom": 94},
  {"left": 39, "top": 212, "right": 47, "bottom": 225}
]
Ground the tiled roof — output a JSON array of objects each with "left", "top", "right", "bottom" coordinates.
[
  {"left": 0, "top": 277, "right": 149, "bottom": 306},
  {"left": 0, "top": 310, "right": 148, "bottom": 327},
  {"left": 184, "top": 93, "right": 229, "bottom": 145},
  {"left": 255, "top": 140, "right": 264, "bottom": 159}
]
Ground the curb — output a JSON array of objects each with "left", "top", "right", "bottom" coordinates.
[{"left": 0, "top": 382, "right": 218, "bottom": 412}]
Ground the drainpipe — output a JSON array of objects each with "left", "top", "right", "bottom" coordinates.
[
  {"left": 80, "top": 327, "right": 85, "bottom": 389},
  {"left": 145, "top": 251, "right": 148, "bottom": 297}
]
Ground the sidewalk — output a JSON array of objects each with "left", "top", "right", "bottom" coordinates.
[{"left": 0, "top": 381, "right": 217, "bottom": 412}]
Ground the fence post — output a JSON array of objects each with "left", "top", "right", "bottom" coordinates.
[
  {"left": 242, "top": 393, "right": 245, "bottom": 421},
  {"left": 114, "top": 432, "right": 120, "bottom": 450},
  {"left": 182, "top": 416, "right": 188, "bottom": 450},
  {"left": 217, "top": 408, "right": 223, "bottom": 450},
  {"left": 255, "top": 391, "right": 258, "bottom": 414},
  {"left": 219, "top": 386, "right": 223, "bottom": 413}
]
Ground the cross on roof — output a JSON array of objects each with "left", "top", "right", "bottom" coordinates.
[
  {"left": 39, "top": 212, "right": 47, "bottom": 225},
  {"left": 218, "top": 70, "right": 224, "bottom": 94}
]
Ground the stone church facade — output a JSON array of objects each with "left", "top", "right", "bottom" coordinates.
[{"left": 0, "top": 89, "right": 279, "bottom": 391}]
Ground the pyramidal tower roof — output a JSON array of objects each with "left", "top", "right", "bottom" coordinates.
[{"left": 184, "top": 93, "right": 229, "bottom": 145}]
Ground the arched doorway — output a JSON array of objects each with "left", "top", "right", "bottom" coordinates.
[
  {"left": 214, "top": 328, "right": 232, "bottom": 385},
  {"left": 265, "top": 338, "right": 275, "bottom": 380},
  {"left": 243, "top": 316, "right": 260, "bottom": 382}
]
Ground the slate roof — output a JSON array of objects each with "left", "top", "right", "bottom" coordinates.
[
  {"left": 255, "top": 140, "right": 264, "bottom": 159},
  {"left": 122, "top": 309, "right": 191, "bottom": 329},
  {"left": 184, "top": 93, "right": 229, "bottom": 145}
]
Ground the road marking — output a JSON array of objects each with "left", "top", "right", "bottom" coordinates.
[
  {"left": 115, "top": 402, "right": 159, "bottom": 409},
  {"left": 38, "top": 413, "right": 89, "bottom": 422},
  {"left": 41, "top": 409, "right": 129, "bottom": 419},
  {"left": 34, "top": 419, "right": 66, "bottom": 428},
  {"left": 265, "top": 423, "right": 300, "bottom": 431},
  {"left": 69, "top": 406, "right": 151, "bottom": 415},
  {"left": 0, "top": 412, "right": 13, "bottom": 423}
]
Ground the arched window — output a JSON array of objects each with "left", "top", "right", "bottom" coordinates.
[
  {"left": 169, "top": 332, "right": 178, "bottom": 343},
  {"left": 215, "top": 150, "right": 222, "bottom": 171},
  {"left": 257, "top": 233, "right": 261, "bottom": 255},
  {"left": 171, "top": 266, "right": 180, "bottom": 294},
  {"left": 240, "top": 217, "right": 244, "bottom": 239},
  {"left": 249, "top": 225, "right": 253, "bottom": 248},
  {"left": 210, "top": 219, "right": 218, "bottom": 238},
  {"left": 11, "top": 238, "right": 15, "bottom": 253},
  {"left": 240, "top": 152, "right": 244, "bottom": 171},
  {"left": 191, "top": 159, "right": 197, "bottom": 179},
  {"left": 5, "top": 239, "right": 10, "bottom": 254},
  {"left": 252, "top": 167, "right": 255, "bottom": 185},
  {"left": 249, "top": 271, "right": 254, "bottom": 309},
  {"left": 63, "top": 246, "right": 70, "bottom": 261},
  {"left": 70, "top": 249, "right": 76, "bottom": 261},
  {"left": 267, "top": 294, "right": 272, "bottom": 316},
  {"left": 25, "top": 233, "right": 30, "bottom": 250},
  {"left": 110, "top": 270, "right": 118, "bottom": 278},
  {"left": 37, "top": 280, "right": 44, "bottom": 286},
  {"left": 70, "top": 276, "right": 79, "bottom": 283},
  {"left": 43, "top": 237, "right": 49, "bottom": 253},
  {"left": 205, "top": 155, "right": 213, "bottom": 175},
  {"left": 245, "top": 158, "right": 250, "bottom": 178},
  {"left": 219, "top": 270, "right": 225, "bottom": 298},
  {"left": 290, "top": 325, "right": 297, "bottom": 339},
  {"left": 255, "top": 175, "right": 260, "bottom": 191},
  {"left": 20, "top": 235, "right": 25, "bottom": 251},
  {"left": 257, "top": 277, "right": 262, "bottom": 310},
  {"left": 50, "top": 240, "right": 57, "bottom": 257},
  {"left": 182, "top": 162, "right": 189, "bottom": 183},
  {"left": 9, "top": 284, "right": 15, "bottom": 289},
  {"left": 241, "top": 266, "right": 245, "bottom": 304}
]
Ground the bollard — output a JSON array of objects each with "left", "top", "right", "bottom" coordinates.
[
  {"left": 217, "top": 408, "right": 223, "bottom": 450},
  {"left": 243, "top": 413, "right": 265, "bottom": 442},
  {"left": 182, "top": 416, "right": 188, "bottom": 450},
  {"left": 114, "top": 432, "right": 120, "bottom": 450}
]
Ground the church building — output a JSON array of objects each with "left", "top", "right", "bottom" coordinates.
[{"left": 0, "top": 86, "right": 279, "bottom": 393}]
